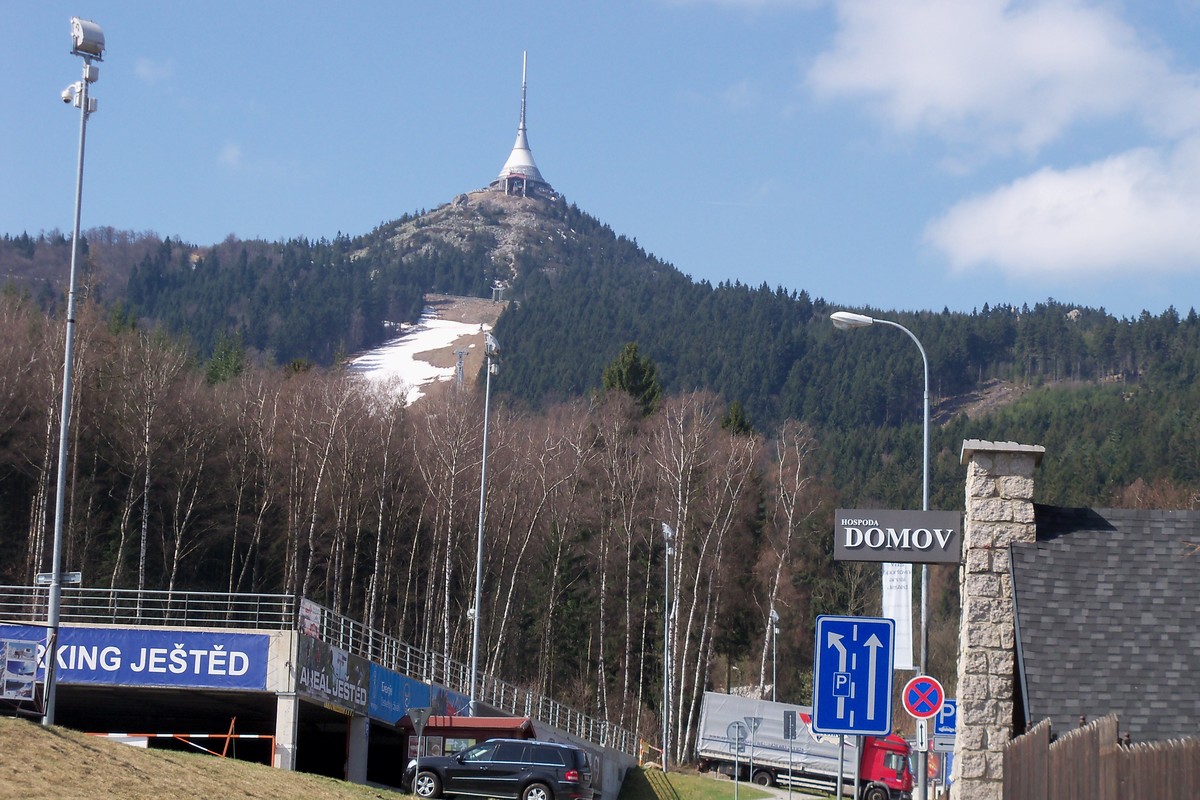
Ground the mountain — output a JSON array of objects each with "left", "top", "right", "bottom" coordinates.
[
  {"left": 5, "top": 192, "right": 1200, "bottom": 513},
  {"left": 4, "top": 188, "right": 1200, "bottom": 753}
]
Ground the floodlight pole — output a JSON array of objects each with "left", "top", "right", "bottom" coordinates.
[
  {"left": 770, "top": 607, "right": 780, "bottom": 702},
  {"left": 831, "top": 311, "right": 930, "bottom": 800},
  {"left": 45, "top": 18, "right": 104, "bottom": 728},
  {"left": 661, "top": 522, "right": 675, "bottom": 773},
  {"left": 469, "top": 334, "right": 498, "bottom": 717}
]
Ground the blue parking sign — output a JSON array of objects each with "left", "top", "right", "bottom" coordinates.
[
  {"left": 935, "top": 698, "right": 957, "bottom": 736},
  {"left": 812, "top": 615, "right": 895, "bottom": 736}
]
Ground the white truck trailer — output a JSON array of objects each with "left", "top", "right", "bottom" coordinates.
[{"left": 694, "top": 691, "right": 913, "bottom": 800}]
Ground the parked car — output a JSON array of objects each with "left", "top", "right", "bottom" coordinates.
[{"left": 403, "top": 738, "right": 594, "bottom": 800}]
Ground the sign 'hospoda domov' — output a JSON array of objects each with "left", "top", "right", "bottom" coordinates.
[{"left": 834, "top": 509, "right": 962, "bottom": 564}]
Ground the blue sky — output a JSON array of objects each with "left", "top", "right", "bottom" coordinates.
[{"left": 7, "top": 1, "right": 1200, "bottom": 318}]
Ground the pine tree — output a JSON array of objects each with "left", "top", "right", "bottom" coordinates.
[{"left": 602, "top": 342, "right": 662, "bottom": 416}]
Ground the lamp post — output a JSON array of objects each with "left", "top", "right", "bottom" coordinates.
[
  {"left": 770, "top": 607, "right": 780, "bottom": 702},
  {"left": 45, "top": 17, "right": 105, "bottom": 729},
  {"left": 830, "top": 310, "right": 930, "bottom": 800},
  {"left": 469, "top": 332, "right": 499, "bottom": 717},
  {"left": 661, "top": 522, "right": 675, "bottom": 773}
]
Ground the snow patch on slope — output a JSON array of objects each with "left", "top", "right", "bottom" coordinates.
[{"left": 349, "top": 307, "right": 490, "bottom": 405}]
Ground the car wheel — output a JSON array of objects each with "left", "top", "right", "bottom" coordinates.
[
  {"left": 414, "top": 771, "right": 441, "bottom": 798},
  {"left": 862, "top": 785, "right": 889, "bottom": 800},
  {"left": 752, "top": 769, "right": 773, "bottom": 786},
  {"left": 522, "top": 782, "right": 552, "bottom": 800}
]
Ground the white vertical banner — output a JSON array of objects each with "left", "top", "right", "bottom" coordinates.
[{"left": 882, "top": 562, "right": 915, "bottom": 670}]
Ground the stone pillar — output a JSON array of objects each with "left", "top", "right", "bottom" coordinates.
[
  {"left": 274, "top": 691, "right": 300, "bottom": 770},
  {"left": 346, "top": 714, "right": 370, "bottom": 783},
  {"left": 955, "top": 440, "right": 1043, "bottom": 800}
]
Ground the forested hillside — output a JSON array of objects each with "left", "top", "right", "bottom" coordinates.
[{"left": 3, "top": 191, "right": 1200, "bottom": 764}]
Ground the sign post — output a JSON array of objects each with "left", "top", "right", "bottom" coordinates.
[
  {"left": 408, "top": 706, "right": 433, "bottom": 794},
  {"left": 783, "top": 710, "right": 796, "bottom": 800}
]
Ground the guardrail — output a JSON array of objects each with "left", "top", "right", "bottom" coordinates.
[
  {"left": 0, "top": 585, "right": 634, "bottom": 755},
  {"left": 306, "top": 597, "right": 635, "bottom": 754},
  {"left": 0, "top": 585, "right": 294, "bottom": 629}
]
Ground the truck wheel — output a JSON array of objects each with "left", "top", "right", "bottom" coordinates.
[
  {"left": 751, "top": 769, "right": 774, "bottom": 786},
  {"left": 861, "top": 785, "right": 889, "bottom": 800},
  {"left": 414, "top": 771, "right": 441, "bottom": 798}
]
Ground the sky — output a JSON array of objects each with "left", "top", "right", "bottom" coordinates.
[{"left": 7, "top": 1, "right": 1200, "bottom": 319}]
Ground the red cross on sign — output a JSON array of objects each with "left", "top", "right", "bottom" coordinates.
[{"left": 902, "top": 676, "right": 945, "bottom": 720}]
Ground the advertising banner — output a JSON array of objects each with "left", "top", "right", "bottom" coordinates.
[
  {"left": 0, "top": 624, "right": 269, "bottom": 690},
  {"left": 369, "top": 664, "right": 431, "bottom": 724},
  {"left": 834, "top": 509, "right": 963, "bottom": 563},
  {"left": 368, "top": 664, "right": 471, "bottom": 724},
  {"left": 882, "top": 562, "right": 915, "bottom": 670},
  {"left": 1, "top": 638, "right": 40, "bottom": 700},
  {"left": 296, "top": 634, "right": 369, "bottom": 714}
]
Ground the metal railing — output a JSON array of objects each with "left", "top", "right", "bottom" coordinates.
[
  {"left": 0, "top": 585, "right": 294, "bottom": 629},
  {"left": 307, "top": 598, "right": 635, "bottom": 754},
  {"left": 0, "top": 585, "right": 635, "bottom": 755}
]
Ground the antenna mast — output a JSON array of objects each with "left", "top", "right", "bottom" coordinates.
[{"left": 519, "top": 50, "right": 528, "bottom": 133}]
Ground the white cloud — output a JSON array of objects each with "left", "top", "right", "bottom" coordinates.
[
  {"left": 134, "top": 57, "right": 175, "bottom": 86},
  {"left": 218, "top": 142, "right": 244, "bottom": 169},
  {"left": 807, "top": 0, "right": 1200, "bottom": 154},
  {"left": 924, "top": 137, "right": 1200, "bottom": 278}
]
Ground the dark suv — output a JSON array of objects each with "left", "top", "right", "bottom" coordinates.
[{"left": 403, "top": 738, "right": 593, "bottom": 800}]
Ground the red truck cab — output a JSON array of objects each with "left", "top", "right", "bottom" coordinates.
[{"left": 859, "top": 733, "right": 914, "bottom": 800}]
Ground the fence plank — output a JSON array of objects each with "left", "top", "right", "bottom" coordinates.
[{"left": 1006, "top": 715, "right": 1199, "bottom": 800}]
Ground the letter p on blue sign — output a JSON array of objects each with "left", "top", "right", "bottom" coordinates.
[{"left": 935, "top": 699, "right": 957, "bottom": 735}]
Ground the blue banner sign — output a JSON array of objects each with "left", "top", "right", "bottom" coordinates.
[
  {"left": 0, "top": 624, "right": 269, "bottom": 691},
  {"left": 368, "top": 664, "right": 471, "bottom": 725}
]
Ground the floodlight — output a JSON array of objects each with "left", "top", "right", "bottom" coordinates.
[{"left": 70, "top": 17, "right": 105, "bottom": 60}]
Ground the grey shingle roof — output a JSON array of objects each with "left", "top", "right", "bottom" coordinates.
[{"left": 1011, "top": 506, "right": 1200, "bottom": 742}]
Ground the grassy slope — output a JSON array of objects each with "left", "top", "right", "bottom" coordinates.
[
  {"left": 0, "top": 717, "right": 394, "bottom": 800},
  {"left": 618, "top": 766, "right": 780, "bottom": 800},
  {"left": 0, "top": 716, "right": 788, "bottom": 800}
]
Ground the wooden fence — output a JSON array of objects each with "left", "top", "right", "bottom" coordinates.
[{"left": 1004, "top": 715, "right": 1200, "bottom": 799}]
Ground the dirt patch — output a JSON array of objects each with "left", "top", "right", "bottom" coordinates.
[
  {"left": 415, "top": 294, "right": 507, "bottom": 392},
  {"left": 425, "top": 293, "right": 506, "bottom": 326},
  {"left": 933, "top": 379, "right": 1030, "bottom": 424}
]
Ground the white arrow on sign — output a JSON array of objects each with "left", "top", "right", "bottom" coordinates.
[
  {"left": 864, "top": 632, "right": 883, "bottom": 719},
  {"left": 827, "top": 631, "right": 848, "bottom": 718}
]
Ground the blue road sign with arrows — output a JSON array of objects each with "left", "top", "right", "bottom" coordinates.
[{"left": 812, "top": 615, "right": 895, "bottom": 736}]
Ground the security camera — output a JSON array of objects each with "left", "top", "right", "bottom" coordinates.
[{"left": 61, "top": 86, "right": 74, "bottom": 103}]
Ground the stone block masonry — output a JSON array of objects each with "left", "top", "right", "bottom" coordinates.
[{"left": 955, "top": 440, "right": 1044, "bottom": 800}]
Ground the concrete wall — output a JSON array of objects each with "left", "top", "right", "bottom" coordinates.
[{"left": 954, "top": 440, "right": 1043, "bottom": 800}]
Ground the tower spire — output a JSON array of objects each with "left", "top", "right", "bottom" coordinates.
[
  {"left": 519, "top": 50, "right": 528, "bottom": 135},
  {"left": 491, "top": 50, "right": 552, "bottom": 198}
]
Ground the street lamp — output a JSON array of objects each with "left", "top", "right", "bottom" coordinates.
[
  {"left": 830, "top": 310, "right": 931, "bottom": 800},
  {"left": 769, "top": 607, "right": 780, "bottom": 702},
  {"left": 469, "top": 332, "right": 499, "bottom": 717},
  {"left": 661, "top": 522, "right": 675, "bottom": 773},
  {"left": 45, "top": 16, "right": 105, "bottom": 728}
]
